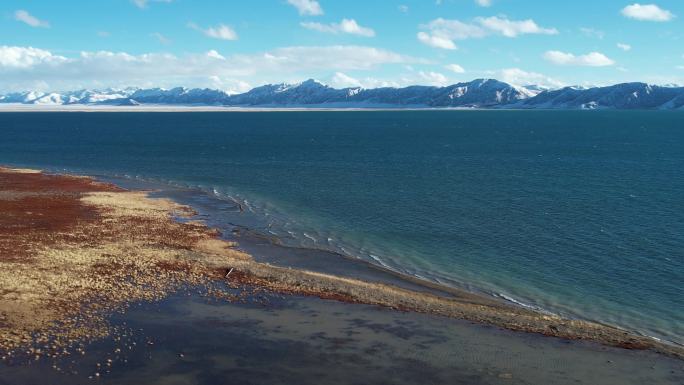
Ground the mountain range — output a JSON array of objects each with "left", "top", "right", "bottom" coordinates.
[{"left": 2, "top": 79, "right": 684, "bottom": 110}]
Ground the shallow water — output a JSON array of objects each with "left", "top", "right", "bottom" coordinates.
[
  {"left": 0, "top": 110, "right": 682, "bottom": 344},
  {"left": 1, "top": 291, "right": 682, "bottom": 385}
]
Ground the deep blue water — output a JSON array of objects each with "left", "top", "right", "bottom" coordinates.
[{"left": 1, "top": 111, "right": 682, "bottom": 344}]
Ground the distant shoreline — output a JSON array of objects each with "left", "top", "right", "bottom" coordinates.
[
  {"left": 1, "top": 104, "right": 682, "bottom": 112},
  {"left": 0, "top": 103, "right": 485, "bottom": 112}
]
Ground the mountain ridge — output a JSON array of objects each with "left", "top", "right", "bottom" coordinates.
[{"left": 2, "top": 79, "right": 683, "bottom": 110}]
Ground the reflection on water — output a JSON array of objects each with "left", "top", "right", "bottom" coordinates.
[{"left": 1, "top": 291, "right": 682, "bottom": 385}]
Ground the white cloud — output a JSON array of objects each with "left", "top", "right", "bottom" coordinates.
[
  {"left": 14, "top": 10, "right": 50, "bottom": 28},
  {"left": 444, "top": 64, "right": 465, "bottom": 73},
  {"left": 188, "top": 23, "right": 238, "bottom": 41},
  {"left": 617, "top": 43, "right": 632, "bottom": 51},
  {"left": 0, "top": 46, "right": 66, "bottom": 68},
  {"left": 151, "top": 32, "right": 171, "bottom": 45},
  {"left": 677, "top": 65, "right": 684, "bottom": 70},
  {"left": 206, "top": 50, "right": 225, "bottom": 60},
  {"left": 418, "top": 71, "right": 449, "bottom": 86},
  {"left": 475, "top": 0, "right": 492, "bottom": 6},
  {"left": 287, "top": 0, "right": 323, "bottom": 16},
  {"left": 543, "top": 50, "right": 615, "bottom": 67},
  {"left": 132, "top": 0, "right": 173, "bottom": 9},
  {"left": 621, "top": 3, "right": 674, "bottom": 22},
  {"left": 398, "top": 5, "right": 409, "bottom": 13},
  {"left": 208, "top": 76, "right": 252, "bottom": 95},
  {"left": 301, "top": 19, "right": 375, "bottom": 37},
  {"left": 331, "top": 72, "right": 363, "bottom": 88},
  {"left": 0, "top": 45, "right": 421, "bottom": 92},
  {"left": 330, "top": 72, "right": 401, "bottom": 89},
  {"left": 477, "top": 16, "right": 558, "bottom": 37},
  {"left": 418, "top": 16, "right": 557, "bottom": 49},
  {"left": 497, "top": 68, "right": 565, "bottom": 88},
  {"left": 417, "top": 32, "right": 458, "bottom": 49}
]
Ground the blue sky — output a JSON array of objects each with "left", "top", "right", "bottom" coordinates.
[{"left": 2, "top": 0, "right": 683, "bottom": 92}]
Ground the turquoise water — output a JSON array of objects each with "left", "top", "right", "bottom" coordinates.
[{"left": 0, "top": 111, "right": 682, "bottom": 344}]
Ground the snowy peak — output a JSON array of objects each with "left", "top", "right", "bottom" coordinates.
[
  {"left": 516, "top": 82, "right": 684, "bottom": 110},
  {"left": 2, "top": 80, "right": 684, "bottom": 109},
  {"left": 0, "top": 88, "right": 139, "bottom": 105}
]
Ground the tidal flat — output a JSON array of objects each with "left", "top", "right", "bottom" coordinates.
[{"left": 0, "top": 166, "right": 682, "bottom": 384}]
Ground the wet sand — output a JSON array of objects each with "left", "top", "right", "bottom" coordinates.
[{"left": 0, "top": 166, "right": 683, "bottom": 382}]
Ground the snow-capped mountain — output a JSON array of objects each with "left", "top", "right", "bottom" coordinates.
[
  {"left": 128, "top": 87, "right": 231, "bottom": 105},
  {"left": 0, "top": 88, "right": 138, "bottom": 105},
  {"left": 514, "top": 82, "right": 684, "bottom": 110},
  {"left": 2, "top": 80, "right": 684, "bottom": 110},
  {"left": 223, "top": 78, "right": 531, "bottom": 107},
  {"left": 228, "top": 79, "right": 352, "bottom": 105}
]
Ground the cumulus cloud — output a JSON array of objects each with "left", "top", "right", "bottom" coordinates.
[
  {"left": 543, "top": 50, "right": 615, "bottom": 67},
  {"left": 477, "top": 16, "right": 557, "bottom": 37},
  {"left": 476, "top": 0, "right": 492, "bottom": 6},
  {"left": 418, "top": 16, "right": 557, "bottom": 49},
  {"left": 14, "top": 10, "right": 50, "bottom": 28},
  {"left": 0, "top": 46, "right": 66, "bottom": 68},
  {"left": 417, "top": 32, "right": 458, "bottom": 49},
  {"left": 621, "top": 3, "right": 674, "bottom": 22},
  {"left": 301, "top": 19, "right": 375, "bottom": 37},
  {"left": 0, "top": 45, "right": 421, "bottom": 92},
  {"left": 188, "top": 23, "right": 238, "bottom": 41},
  {"left": 287, "top": 0, "right": 323, "bottom": 16},
  {"left": 496, "top": 68, "right": 565, "bottom": 88},
  {"left": 398, "top": 5, "right": 409, "bottom": 13},
  {"left": 444, "top": 64, "right": 465, "bottom": 73},
  {"left": 617, "top": 43, "right": 632, "bottom": 51},
  {"left": 206, "top": 50, "right": 225, "bottom": 60}
]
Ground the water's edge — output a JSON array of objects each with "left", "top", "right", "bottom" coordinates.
[{"left": 11, "top": 162, "right": 678, "bottom": 349}]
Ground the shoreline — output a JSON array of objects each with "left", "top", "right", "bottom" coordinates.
[
  {"left": 0, "top": 104, "right": 484, "bottom": 113},
  {"left": 104, "top": 172, "right": 679, "bottom": 345},
  {"left": 0, "top": 166, "right": 682, "bottom": 361},
  {"left": 1, "top": 104, "right": 682, "bottom": 113}
]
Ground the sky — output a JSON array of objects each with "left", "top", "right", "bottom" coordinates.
[{"left": 1, "top": 0, "right": 684, "bottom": 93}]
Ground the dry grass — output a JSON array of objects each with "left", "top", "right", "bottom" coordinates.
[{"left": 0, "top": 169, "right": 249, "bottom": 355}]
